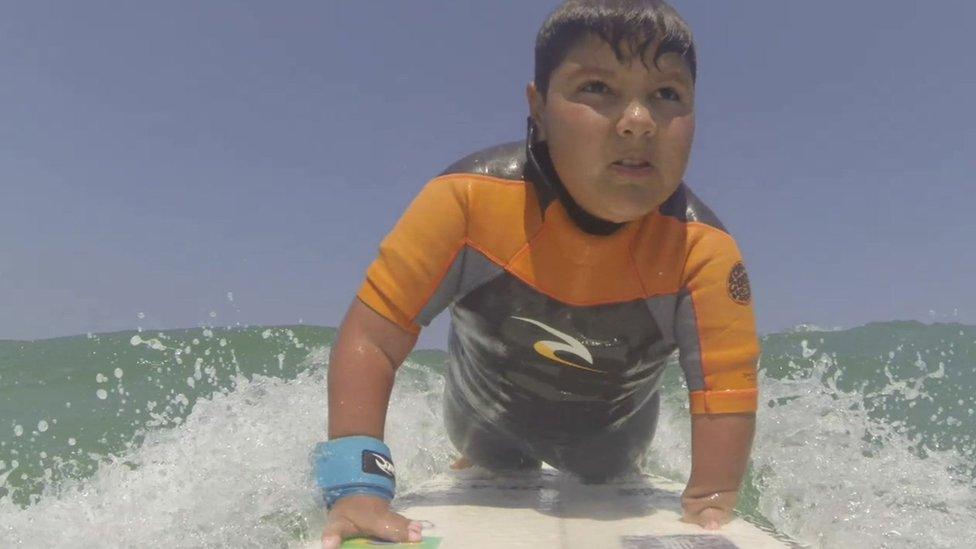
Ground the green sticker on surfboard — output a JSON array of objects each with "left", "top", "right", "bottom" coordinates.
[{"left": 340, "top": 536, "right": 442, "bottom": 548}]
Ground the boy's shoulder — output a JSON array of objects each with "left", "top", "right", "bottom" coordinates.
[
  {"left": 438, "top": 140, "right": 525, "bottom": 181},
  {"left": 658, "top": 183, "right": 727, "bottom": 234}
]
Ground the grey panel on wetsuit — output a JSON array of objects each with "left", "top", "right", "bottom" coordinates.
[
  {"left": 659, "top": 183, "right": 728, "bottom": 233},
  {"left": 415, "top": 246, "right": 503, "bottom": 326},
  {"left": 439, "top": 140, "right": 525, "bottom": 180},
  {"left": 660, "top": 184, "right": 725, "bottom": 392},
  {"left": 643, "top": 294, "right": 678, "bottom": 349},
  {"left": 674, "top": 289, "right": 706, "bottom": 392}
]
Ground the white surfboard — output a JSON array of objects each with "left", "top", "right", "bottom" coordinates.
[{"left": 334, "top": 466, "right": 802, "bottom": 548}]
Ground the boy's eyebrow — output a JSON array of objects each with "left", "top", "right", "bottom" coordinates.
[
  {"left": 565, "top": 65, "right": 616, "bottom": 78},
  {"left": 567, "top": 64, "right": 693, "bottom": 86},
  {"left": 663, "top": 71, "right": 694, "bottom": 87}
]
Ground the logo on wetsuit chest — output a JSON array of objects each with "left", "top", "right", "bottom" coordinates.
[{"left": 511, "top": 316, "right": 604, "bottom": 374}]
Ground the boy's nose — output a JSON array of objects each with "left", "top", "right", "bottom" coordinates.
[{"left": 616, "top": 100, "right": 657, "bottom": 138}]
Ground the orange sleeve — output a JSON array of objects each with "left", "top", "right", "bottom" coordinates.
[
  {"left": 680, "top": 225, "right": 760, "bottom": 415},
  {"left": 356, "top": 176, "right": 469, "bottom": 334}
]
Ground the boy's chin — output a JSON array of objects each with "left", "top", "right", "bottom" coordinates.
[
  {"left": 595, "top": 187, "right": 678, "bottom": 222},
  {"left": 598, "top": 201, "right": 661, "bottom": 223}
]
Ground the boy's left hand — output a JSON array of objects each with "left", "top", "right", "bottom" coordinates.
[
  {"left": 679, "top": 489, "right": 737, "bottom": 530},
  {"left": 681, "top": 412, "right": 755, "bottom": 531}
]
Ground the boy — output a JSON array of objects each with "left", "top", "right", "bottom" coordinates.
[{"left": 314, "top": 1, "right": 759, "bottom": 546}]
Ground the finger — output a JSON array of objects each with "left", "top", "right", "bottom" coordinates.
[
  {"left": 679, "top": 506, "right": 729, "bottom": 530},
  {"left": 360, "top": 508, "right": 424, "bottom": 543},
  {"left": 698, "top": 507, "right": 730, "bottom": 530},
  {"left": 321, "top": 515, "right": 358, "bottom": 549}
]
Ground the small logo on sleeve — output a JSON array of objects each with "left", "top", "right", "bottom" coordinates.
[
  {"left": 727, "top": 261, "right": 752, "bottom": 305},
  {"left": 362, "top": 450, "right": 396, "bottom": 480}
]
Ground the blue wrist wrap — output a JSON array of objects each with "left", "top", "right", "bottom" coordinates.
[{"left": 312, "top": 436, "right": 396, "bottom": 508}]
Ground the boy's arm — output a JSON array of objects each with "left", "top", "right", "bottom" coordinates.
[
  {"left": 321, "top": 297, "right": 424, "bottom": 548},
  {"left": 329, "top": 174, "right": 468, "bottom": 437},
  {"left": 681, "top": 412, "right": 756, "bottom": 529},
  {"left": 327, "top": 297, "right": 418, "bottom": 439},
  {"left": 321, "top": 175, "right": 467, "bottom": 548},
  {"left": 672, "top": 225, "right": 760, "bottom": 529}
]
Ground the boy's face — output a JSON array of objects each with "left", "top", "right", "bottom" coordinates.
[{"left": 528, "top": 33, "right": 695, "bottom": 224}]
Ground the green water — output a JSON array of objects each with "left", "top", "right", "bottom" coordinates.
[{"left": 1, "top": 321, "right": 974, "bottom": 547}]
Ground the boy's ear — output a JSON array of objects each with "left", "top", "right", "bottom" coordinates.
[{"left": 525, "top": 82, "right": 546, "bottom": 140}]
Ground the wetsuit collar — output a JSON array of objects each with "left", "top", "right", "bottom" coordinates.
[{"left": 523, "top": 117, "right": 626, "bottom": 237}]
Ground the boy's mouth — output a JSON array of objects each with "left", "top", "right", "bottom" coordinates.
[
  {"left": 610, "top": 158, "right": 654, "bottom": 179},
  {"left": 612, "top": 158, "right": 651, "bottom": 168}
]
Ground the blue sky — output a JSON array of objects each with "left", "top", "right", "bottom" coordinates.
[{"left": 1, "top": 1, "right": 973, "bottom": 348}]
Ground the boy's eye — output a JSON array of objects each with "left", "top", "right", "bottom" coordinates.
[
  {"left": 579, "top": 80, "right": 610, "bottom": 94},
  {"left": 656, "top": 87, "right": 681, "bottom": 102}
]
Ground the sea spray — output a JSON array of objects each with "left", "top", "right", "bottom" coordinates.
[
  {"left": 749, "top": 351, "right": 976, "bottom": 548},
  {"left": 641, "top": 324, "right": 976, "bottom": 548},
  {"left": 0, "top": 326, "right": 334, "bottom": 507},
  {"left": 0, "top": 346, "right": 452, "bottom": 547},
  {"left": 1, "top": 321, "right": 974, "bottom": 547}
]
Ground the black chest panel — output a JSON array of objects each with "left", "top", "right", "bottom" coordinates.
[{"left": 446, "top": 272, "right": 674, "bottom": 437}]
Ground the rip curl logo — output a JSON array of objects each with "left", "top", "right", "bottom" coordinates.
[
  {"left": 727, "top": 261, "right": 752, "bottom": 305},
  {"left": 511, "top": 316, "right": 603, "bottom": 373},
  {"left": 362, "top": 450, "right": 395, "bottom": 480}
]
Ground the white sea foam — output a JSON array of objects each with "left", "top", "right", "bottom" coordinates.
[
  {"left": 1, "top": 344, "right": 973, "bottom": 548},
  {"left": 646, "top": 352, "right": 976, "bottom": 548},
  {"left": 0, "top": 348, "right": 451, "bottom": 547}
]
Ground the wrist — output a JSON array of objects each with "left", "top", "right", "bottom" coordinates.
[
  {"left": 681, "top": 488, "right": 738, "bottom": 515},
  {"left": 312, "top": 436, "right": 397, "bottom": 508}
]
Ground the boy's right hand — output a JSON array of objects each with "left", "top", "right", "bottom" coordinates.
[{"left": 321, "top": 495, "right": 423, "bottom": 548}]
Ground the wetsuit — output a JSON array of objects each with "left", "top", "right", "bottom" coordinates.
[{"left": 357, "top": 122, "right": 760, "bottom": 481}]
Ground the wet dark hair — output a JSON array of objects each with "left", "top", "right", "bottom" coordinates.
[{"left": 534, "top": 0, "right": 697, "bottom": 98}]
